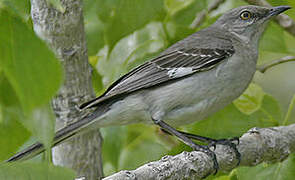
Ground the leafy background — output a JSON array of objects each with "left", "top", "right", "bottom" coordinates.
[{"left": 0, "top": 0, "right": 294, "bottom": 179}]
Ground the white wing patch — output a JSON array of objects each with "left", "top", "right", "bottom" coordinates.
[
  {"left": 164, "top": 49, "right": 231, "bottom": 78},
  {"left": 167, "top": 67, "right": 194, "bottom": 78},
  {"left": 177, "top": 50, "right": 189, "bottom": 56},
  {"left": 177, "top": 50, "right": 212, "bottom": 58}
]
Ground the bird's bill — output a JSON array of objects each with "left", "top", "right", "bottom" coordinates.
[{"left": 267, "top": 6, "right": 291, "bottom": 17}]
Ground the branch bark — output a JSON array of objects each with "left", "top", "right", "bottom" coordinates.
[
  {"left": 103, "top": 124, "right": 295, "bottom": 180},
  {"left": 244, "top": 0, "right": 295, "bottom": 36},
  {"left": 30, "top": 0, "right": 103, "bottom": 179}
]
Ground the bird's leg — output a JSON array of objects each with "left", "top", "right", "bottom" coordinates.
[
  {"left": 153, "top": 119, "right": 219, "bottom": 174},
  {"left": 161, "top": 128, "right": 241, "bottom": 166}
]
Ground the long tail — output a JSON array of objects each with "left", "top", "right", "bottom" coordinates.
[{"left": 6, "top": 110, "right": 101, "bottom": 162}]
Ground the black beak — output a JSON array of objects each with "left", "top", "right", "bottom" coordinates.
[{"left": 268, "top": 6, "right": 291, "bottom": 17}]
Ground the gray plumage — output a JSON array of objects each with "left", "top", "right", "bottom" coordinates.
[{"left": 7, "top": 5, "right": 291, "bottom": 162}]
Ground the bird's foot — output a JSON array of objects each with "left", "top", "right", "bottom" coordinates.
[
  {"left": 192, "top": 145, "right": 219, "bottom": 175},
  {"left": 208, "top": 137, "right": 241, "bottom": 166}
]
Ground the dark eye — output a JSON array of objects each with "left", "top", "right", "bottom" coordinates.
[{"left": 240, "top": 11, "right": 252, "bottom": 20}]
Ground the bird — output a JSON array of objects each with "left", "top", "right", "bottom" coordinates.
[{"left": 7, "top": 5, "right": 291, "bottom": 172}]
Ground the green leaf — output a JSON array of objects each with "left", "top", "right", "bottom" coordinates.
[
  {"left": 0, "top": 75, "right": 32, "bottom": 161},
  {"left": 96, "top": 22, "right": 166, "bottom": 85},
  {"left": 0, "top": 0, "right": 30, "bottom": 19},
  {"left": 25, "top": 104, "right": 55, "bottom": 149},
  {"left": 84, "top": 4, "right": 105, "bottom": 56},
  {"left": 0, "top": 162, "right": 76, "bottom": 180},
  {"left": 96, "top": 0, "right": 166, "bottom": 50},
  {"left": 0, "top": 9, "right": 60, "bottom": 148},
  {"left": 234, "top": 83, "right": 265, "bottom": 115},
  {"left": 164, "top": 0, "right": 206, "bottom": 41},
  {"left": 282, "top": 95, "right": 295, "bottom": 125},
  {"left": 118, "top": 124, "right": 168, "bottom": 171},
  {"left": 0, "top": 108, "right": 31, "bottom": 161},
  {"left": 214, "top": 175, "right": 231, "bottom": 180},
  {"left": 89, "top": 56, "right": 103, "bottom": 95},
  {"left": 0, "top": 75, "right": 55, "bottom": 160},
  {"left": 257, "top": 51, "right": 289, "bottom": 65},
  {"left": 261, "top": 95, "right": 282, "bottom": 125},
  {"left": 260, "top": 22, "right": 288, "bottom": 54},
  {"left": 237, "top": 154, "right": 295, "bottom": 180},
  {"left": 0, "top": 9, "right": 62, "bottom": 114},
  {"left": 285, "top": 1, "right": 295, "bottom": 19},
  {"left": 0, "top": 74, "right": 21, "bottom": 110},
  {"left": 0, "top": 105, "right": 2, "bottom": 123},
  {"left": 229, "top": 169, "right": 239, "bottom": 180},
  {"left": 267, "top": 0, "right": 290, "bottom": 7},
  {"left": 284, "top": 28, "right": 295, "bottom": 54},
  {"left": 118, "top": 139, "right": 167, "bottom": 170},
  {"left": 102, "top": 126, "right": 127, "bottom": 172},
  {"left": 102, "top": 124, "right": 170, "bottom": 176},
  {"left": 164, "top": 0, "right": 194, "bottom": 16},
  {"left": 91, "top": 66, "right": 104, "bottom": 96}
]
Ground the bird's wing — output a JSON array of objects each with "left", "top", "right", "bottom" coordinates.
[{"left": 80, "top": 47, "right": 235, "bottom": 109}]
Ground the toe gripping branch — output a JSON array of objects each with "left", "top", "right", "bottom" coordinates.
[
  {"left": 154, "top": 119, "right": 241, "bottom": 175},
  {"left": 178, "top": 131, "right": 241, "bottom": 166}
]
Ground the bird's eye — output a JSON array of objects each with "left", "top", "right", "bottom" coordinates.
[{"left": 240, "top": 11, "right": 252, "bottom": 20}]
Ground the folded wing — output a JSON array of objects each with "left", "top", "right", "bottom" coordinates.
[{"left": 80, "top": 48, "right": 234, "bottom": 109}]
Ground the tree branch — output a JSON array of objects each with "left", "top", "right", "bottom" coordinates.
[
  {"left": 244, "top": 0, "right": 295, "bottom": 36},
  {"left": 190, "top": 0, "right": 226, "bottom": 29},
  {"left": 257, "top": 56, "right": 295, "bottom": 73},
  {"left": 103, "top": 124, "right": 295, "bottom": 180},
  {"left": 30, "top": 0, "right": 103, "bottom": 179}
]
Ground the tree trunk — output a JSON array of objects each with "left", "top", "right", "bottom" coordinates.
[{"left": 30, "top": 0, "right": 103, "bottom": 179}]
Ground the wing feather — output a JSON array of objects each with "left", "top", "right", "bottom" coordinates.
[{"left": 79, "top": 48, "right": 234, "bottom": 109}]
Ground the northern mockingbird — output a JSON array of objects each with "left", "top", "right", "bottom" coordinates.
[{"left": 7, "top": 5, "right": 291, "bottom": 171}]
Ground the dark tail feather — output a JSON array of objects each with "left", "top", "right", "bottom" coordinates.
[{"left": 6, "top": 111, "right": 100, "bottom": 162}]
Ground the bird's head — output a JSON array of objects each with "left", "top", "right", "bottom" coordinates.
[{"left": 213, "top": 5, "right": 291, "bottom": 44}]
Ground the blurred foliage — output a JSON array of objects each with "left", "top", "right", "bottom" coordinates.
[
  {"left": 0, "top": 3, "right": 63, "bottom": 179},
  {"left": 0, "top": 162, "right": 75, "bottom": 180},
  {"left": 237, "top": 154, "right": 295, "bottom": 180},
  {"left": 0, "top": 9, "right": 60, "bottom": 151},
  {"left": 0, "top": 0, "right": 294, "bottom": 179},
  {"left": 234, "top": 83, "right": 266, "bottom": 115},
  {"left": 0, "top": 0, "right": 30, "bottom": 19}
]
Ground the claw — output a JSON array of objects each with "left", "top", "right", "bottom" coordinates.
[
  {"left": 229, "top": 138, "right": 241, "bottom": 166},
  {"left": 197, "top": 146, "right": 219, "bottom": 175},
  {"left": 212, "top": 138, "right": 241, "bottom": 167},
  {"left": 209, "top": 141, "right": 217, "bottom": 150},
  {"left": 210, "top": 151, "right": 219, "bottom": 175},
  {"left": 229, "top": 137, "right": 240, "bottom": 145}
]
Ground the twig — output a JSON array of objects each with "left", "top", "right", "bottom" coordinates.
[
  {"left": 257, "top": 56, "right": 295, "bottom": 73},
  {"left": 103, "top": 124, "right": 295, "bottom": 180},
  {"left": 190, "top": 0, "right": 226, "bottom": 29},
  {"left": 244, "top": 0, "right": 295, "bottom": 36}
]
